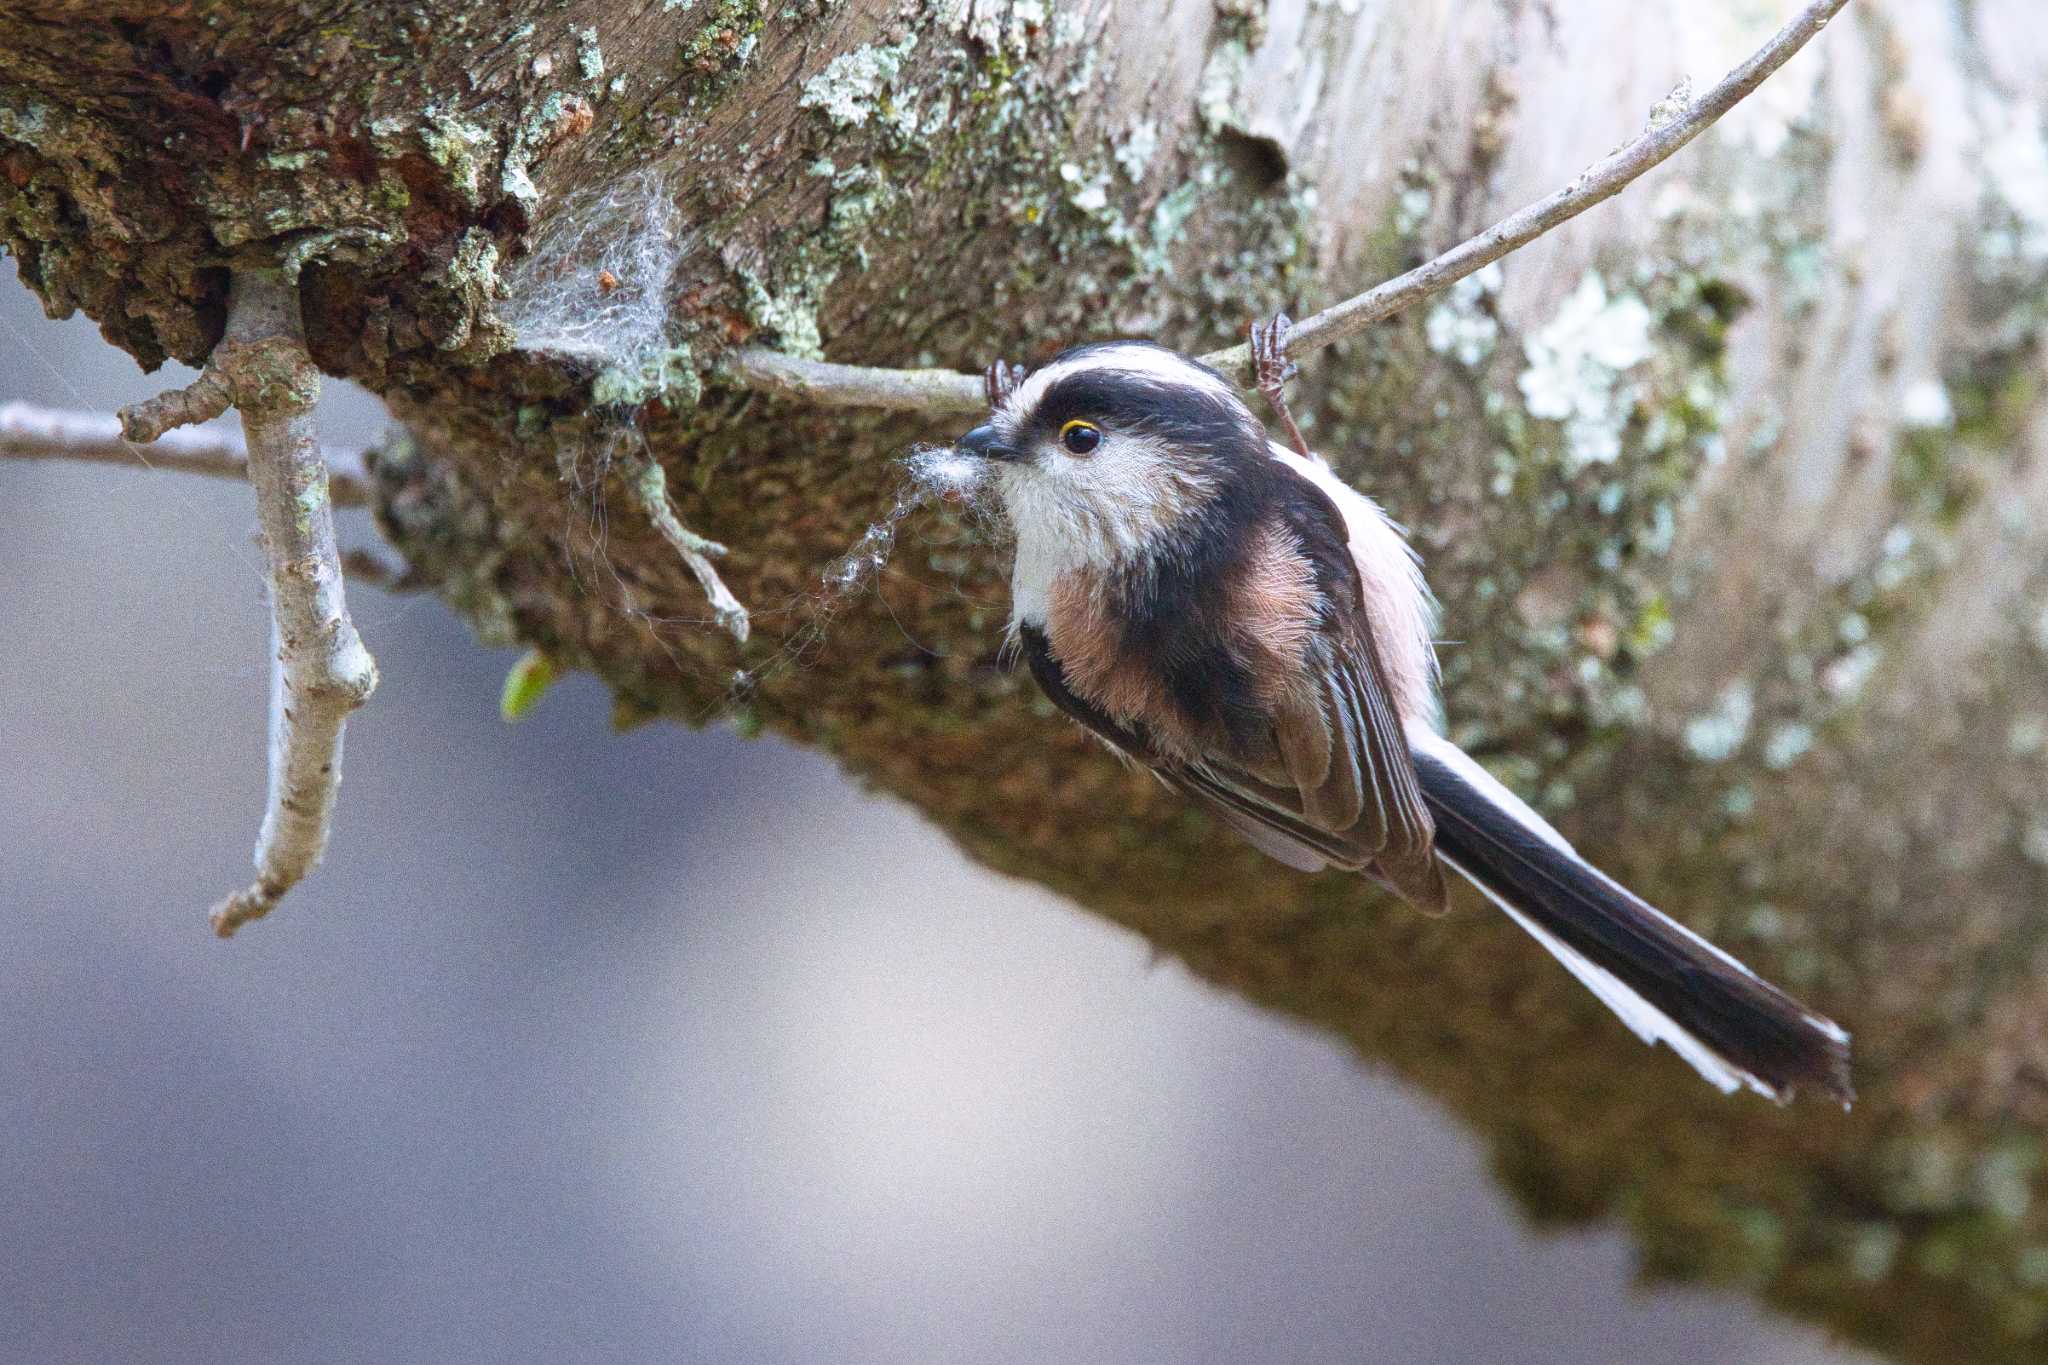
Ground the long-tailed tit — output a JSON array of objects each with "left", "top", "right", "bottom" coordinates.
[{"left": 952, "top": 328, "right": 1851, "bottom": 1104}]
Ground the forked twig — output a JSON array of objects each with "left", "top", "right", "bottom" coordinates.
[{"left": 116, "top": 271, "right": 380, "bottom": 937}]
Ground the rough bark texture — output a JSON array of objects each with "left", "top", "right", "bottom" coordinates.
[{"left": 4, "top": 2, "right": 2046, "bottom": 1358}]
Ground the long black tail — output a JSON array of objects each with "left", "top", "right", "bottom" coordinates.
[{"left": 1408, "top": 729, "right": 1852, "bottom": 1105}]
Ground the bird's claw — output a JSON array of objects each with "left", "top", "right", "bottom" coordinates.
[
  {"left": 1250, "top": 313, "right": 1299, "bottom": 397},
  {"left": 1249, "top": 313, "right": 1310, "bottom": 457}
]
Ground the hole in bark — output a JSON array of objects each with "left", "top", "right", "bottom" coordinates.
[{"left": 1215, "top": 129, "right": 1289, "bottom": 192}]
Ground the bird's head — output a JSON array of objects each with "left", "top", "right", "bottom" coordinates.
[{"left": 953, "top": 341, "right": 1268, "bottom": 568}]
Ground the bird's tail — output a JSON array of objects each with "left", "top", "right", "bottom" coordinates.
[{"left": 1407, "top": 727, "right": 1852, "bottom": 1105}]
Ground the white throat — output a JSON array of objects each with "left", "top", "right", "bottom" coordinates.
[{"left": 999, "top": 467, "right": 1114, "bottom": 631}]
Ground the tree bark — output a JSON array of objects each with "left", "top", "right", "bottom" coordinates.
[{"left": 4, "top": 1, "right": 2046, "bottom": 1358}]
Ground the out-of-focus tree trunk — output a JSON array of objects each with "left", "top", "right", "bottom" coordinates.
[{"left": 4, "top": 1, "right": 2045, "bottom": 1357}]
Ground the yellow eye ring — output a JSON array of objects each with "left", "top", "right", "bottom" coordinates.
[{"left": 1059, "top": 420, "right": 1102, "bottom": 456}]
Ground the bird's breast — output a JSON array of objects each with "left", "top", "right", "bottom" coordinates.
[
  {"left": 1044, "top": 566, "right": 1196, "bottom": 752},
  {"left": 1040, "top": 523, "right": 1322, "bottom": 763}
]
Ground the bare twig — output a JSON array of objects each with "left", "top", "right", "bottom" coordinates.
[
  {"left": 116, "top": 272, "right": 380, "bottom": 937},
  {"left": 721, "top": 347, "right": 984, "bottom": 415},
  {"left": 118, "top": 367, "right": 233, "bottom": 442},
  {"left": 624, "top": 454, "right": 752, "bottom": 643},
  {"left": 720, "top": 0, "right": 1852, "bottom": 409},
  {"left": 1203, "top": 0, "right": 1853, "bottom": 381},
  {"left": 0, "top": 401, "right": 374, "bottom": 508}
]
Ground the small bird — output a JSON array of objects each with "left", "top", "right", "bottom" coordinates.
[{"left": 952, "top": 326, "right": 1851, "bottom": 1105}]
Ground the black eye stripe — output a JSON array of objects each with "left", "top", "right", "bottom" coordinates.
[{"left": 1027, "top": 370, "right": 1257, "bottom": 454}]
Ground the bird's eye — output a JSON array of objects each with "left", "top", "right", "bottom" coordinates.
[{"left": 1060, "top": 420, "right": 1102, "bottom": 456}]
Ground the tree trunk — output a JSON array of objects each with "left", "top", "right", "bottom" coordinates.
[{"left": 4, "top": 1, "right": 2045, "bottom": 1357}]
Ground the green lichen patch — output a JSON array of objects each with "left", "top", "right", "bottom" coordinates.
[
  {"left": 799, "top": 35, "right": 918, "bottom": 129},
  {"left": 591, "top": 343, "right": 701, "bottom": 409}
]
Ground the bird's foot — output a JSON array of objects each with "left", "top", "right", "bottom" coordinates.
[
  {"left": 1249, "top": 313, "right": 1309, "bottom": 457},
  {"left": 984, "top": 358, "right": 1026, "bottom": 410}
]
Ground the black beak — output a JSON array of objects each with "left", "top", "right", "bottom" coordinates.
[{"left": 956, "top": 423, "right": 1021, "bottom": 462}]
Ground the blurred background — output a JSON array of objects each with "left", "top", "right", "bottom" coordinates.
[{"left": 0, "top": 267, "right": 1877, "bottom": 1362}]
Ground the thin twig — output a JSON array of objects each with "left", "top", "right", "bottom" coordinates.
[
  {"left": 0, "top": 401, "right": 374, "bottom": 508},
  {"left": 117, "top": 272, "right": 381, "bottom": 937},
  {"left": 1204, "top": 0, "right": 1853, "bottom": 381},
  {"left": 721, "top": 347, "right": 984, "bottom": 415},
  {"left": 119, "top": 367, "right": 233, "bottom": 442},
  {"left": 720, "top": 0, "right": 1852, "bottom": 409},
  {"left": 624, "top": 454, "right": 752, "bottom": 643}
]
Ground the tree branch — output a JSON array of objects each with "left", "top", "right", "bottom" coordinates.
[
  {"left": 118, "top": 366, "right": 233, "bottom": 442},
  {"left": 722, "top": 0, "right": 1852, "bottom": 410},
  {"left": 719, "top": 347, "right": 985, "bottom": 415},
  {"left": 115, "top": 272, "right": 381, "bottom": 937},
  {"left": 0, "top": 401, "right": 374, "bottom": 508}
]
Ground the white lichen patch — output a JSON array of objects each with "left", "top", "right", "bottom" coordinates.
[
  {"left": 1684, "top": 680, "right": 1754, "bottom": 762},
  {"left": 497, "top": 92, "right": 593, "bottom": 215},
  {"left": 738, "top": 270, "right": 825, "bottom": 360},
  {"left": 1424, "top": 262, "right": 1504, "bottom": 367},
  {"left": 0, "top": 98, "right": 51, "bottom": 145},
  {"left": 1517, "top": 272, "right": 1656, "bottom": 471},
  {"left": 1197, "top": 39, "right": 1252, "bottom": 133},
  {"left": 1762, "top": 721, "right": 1815, "bottom": 770},
  {"left": 1115, "top": 118, "right": 1159, "bottom": 182},
  {"left": 1059, "top": 161, "right": 1111, "bottom": 214},
  {"left": 1822, "top": 644, "right": 1881, "bottom": 700},
  {"left": 500, "top": 159, "right": 539, "bottom": 211},
  {"left": 1646, "top": 76, "right": 1694, "bottom": 131},
  {"left": 1900, "top": 378, "right": 1954, "bottom": 429},
  {"left": 799, "top": 36, "right": 918, "bottom": 129},
  {"left": 575, "top": 27, "right": 605, "bottom": 82},
  {"left": 1393, "top": 184, "right": 1432, "bottom": 238},
  {"left": 941, "top": 0, "right": 1047, "bottom": 57}
]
